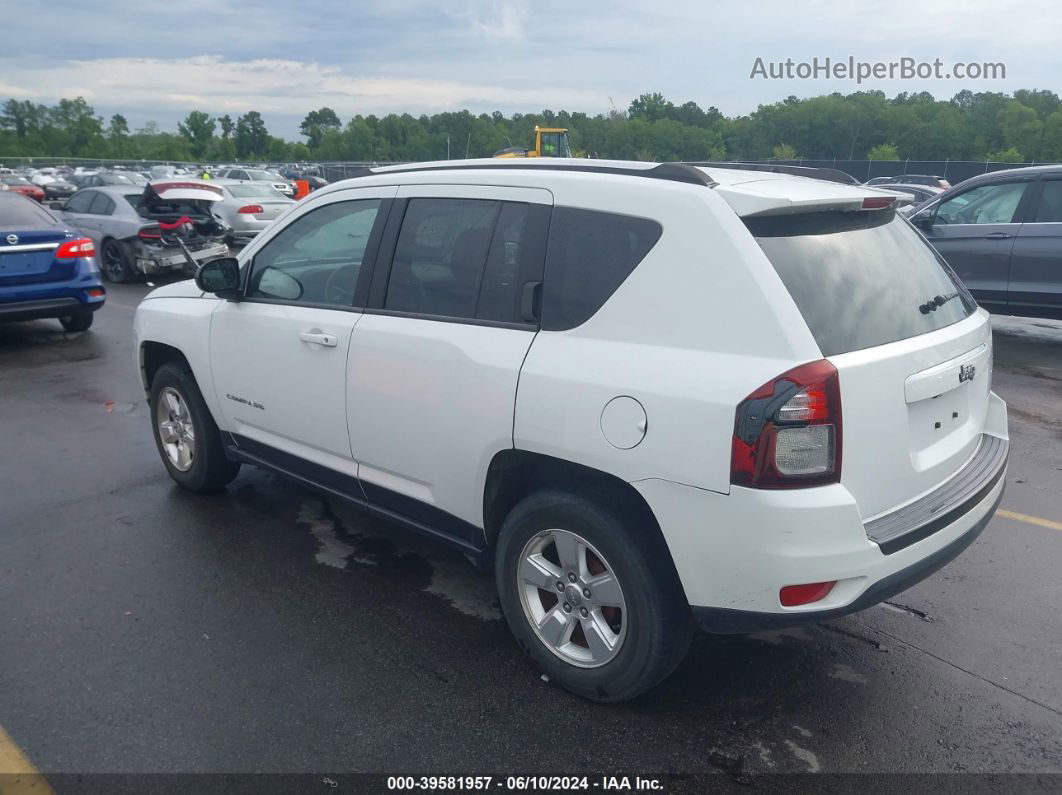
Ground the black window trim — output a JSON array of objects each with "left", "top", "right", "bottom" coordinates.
[
  {"left": 365, "top": 197, "right": 550, "bottom": 329},
  {"left": 237, "top": 196, "right": 392, "bottom": 310}
]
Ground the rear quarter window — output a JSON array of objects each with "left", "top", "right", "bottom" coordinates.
[
  {"left": 747, "top": 210, "right": 976, "bottom": 356},
  {"left": 541, "top": 207, "right": 662, "bottom": 330}
]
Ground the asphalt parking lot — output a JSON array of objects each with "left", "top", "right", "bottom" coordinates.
[{"left": 1, "top": 283, "right": 1061, "bottom": 788}]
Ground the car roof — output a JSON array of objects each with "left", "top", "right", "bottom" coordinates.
[
  {"left": 83, "top": 185, "right": 143, "bottom": 197},
  {"left": 320, "top": 157, "right": 901, "bottom": 218},
  {"left": 964, "top": 163, "right": 1062, "bottom": 182}
]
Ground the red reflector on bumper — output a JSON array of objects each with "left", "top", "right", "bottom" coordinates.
[{"left": 780, "top": 581, "right": 836, "bottom": 607}]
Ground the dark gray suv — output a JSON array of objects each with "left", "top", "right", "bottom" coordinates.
[{"left": 909, "top": 165, "right": 1062, "bottom": 320}]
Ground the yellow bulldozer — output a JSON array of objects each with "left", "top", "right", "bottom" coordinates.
[{"left": 494, "top": 126, "right": 571, "bottom": 158}]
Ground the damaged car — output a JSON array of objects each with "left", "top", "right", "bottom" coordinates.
[{"left": 55, "top": 181, "right": 231, "bottom": 283}]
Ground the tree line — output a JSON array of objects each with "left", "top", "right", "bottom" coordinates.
[{"left": 3, "top": 89, "right": 1062, "bottom": 164}]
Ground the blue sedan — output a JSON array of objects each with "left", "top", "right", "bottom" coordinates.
[{"left": 0, "top": 190, "right": 106, "bottom": 331}]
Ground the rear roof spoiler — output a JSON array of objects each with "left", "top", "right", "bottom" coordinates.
[
  {"left": 692, "top": 162, "right": 860, "bottom": 186},
  {"left": 339, "top": 161, "right": 718, "bottom": 187}
]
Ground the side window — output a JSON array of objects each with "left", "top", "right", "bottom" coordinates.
[
  {"left": 541, "top": 207, "right": 663, "bottom": 330},
  {"left": 476, "top": 203, "right": 531, "bottom": 322},
  {"left": 64, "top": 191, "right": 95, "bottom": 214},
  {"left": 87, "top": 192, "right": 112, "bottom": 215},
  {"left": 936, "top": 182, "right": 1027, "bottom": 225},
  {"left": 1032, "top": 180, "right": 1062, "bottom": 223},
  {"left": 232, "top": 170, "right": 248, "bottom": 181},
  {"left": 385, "top": 198, "right": 498, "bottom": 318},
  {"left": 248, "top": 199, "right": 382, "bottom": 306}
]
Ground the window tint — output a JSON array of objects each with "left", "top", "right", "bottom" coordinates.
[
  {"left": 748, "top": 210, "right": 976, "bottom": 357},
  {"left": 476, "top": 203, "right": 531, "bottom": 322},
  {"left": 936, "top": 181, "right": 1027, "bottom": 225},
  {"left": 0, "top": 194, "right": 57, "bottom": 227},
  {"left": 87, "top": 192, "right": 112, "bottom": 215},
  {"left": 540, "top": 207, "right": 662, "bottom": 330},
  {"left": 385, "top": 198, "right": 498, "bottom": 318},
  {"left": 227, "top": 184, "right": 284, "bottom": 199},
  {"left": 63, "top": 191, "right": 95, "bottom": 214},
  {"left": 1032, "top": 180, "right": 1062, "bottom": 223},
  {"left": 248, "top": 199, "right": 381, "bottom": 306}
]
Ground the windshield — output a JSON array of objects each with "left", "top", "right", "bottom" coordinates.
[
  {"left": 747, "top": 210, "right": 976, "bottom": 356},
  {"left": 227, "top": 184, "right": 286, "bottom": 199},
  {"left": 2, "top": 177, "right": 31, "bottom": 186},
  {"left": 246, "top": 170, "right": 277, "bottom": 180}
]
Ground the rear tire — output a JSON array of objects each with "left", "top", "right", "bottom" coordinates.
[
  {"left": 495, "top": 489, "right": 691, "bottom": 702},
  {"left": 59, "top": 311, "right": 93, "bottom": 332},
  {"left": 149, "top": 362, "right": 240, "bottom": 492},
  {"left": 100, "top": 238, "right": 139, "bottom": 283}
]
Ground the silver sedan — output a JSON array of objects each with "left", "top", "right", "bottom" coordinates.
[{"left": 211, "top": 180, "right": 294, "bottom": 244}]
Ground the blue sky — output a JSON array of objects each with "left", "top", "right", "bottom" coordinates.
[{"left": 1, "top": 0, "right": 1059, "bottom": 138}]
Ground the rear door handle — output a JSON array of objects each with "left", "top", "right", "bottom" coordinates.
[
  {"left": 983, "top": 232, "right": 1011, "bottom": 240},
  {"left": 299, "top": 330, "right": 338, "bottom": 347}
]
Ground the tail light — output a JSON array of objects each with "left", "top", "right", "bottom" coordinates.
[
  {"left": 138, "top": 224, "right": 162, "bottom": 240},
  {"left": 862, "top": 196, "right": 896, "bottom": 210},
  {"left": 731, "top": 360, "right": 842, "bottom": 489},
  {"left": 237, "top": 204, "right": 264, "bottom": 214},
  {"left": 55, "top": 237, "right": 95, "bottom": 258}
]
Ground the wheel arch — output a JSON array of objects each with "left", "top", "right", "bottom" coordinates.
[
  {"left": 483, "top": 449, "right": 686, "bottom": 599},
  {"left": 139, "top": 341, "right": 192, "bottom": 395}
]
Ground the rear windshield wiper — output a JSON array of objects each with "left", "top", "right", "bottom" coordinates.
[{"left": 919, "top": 291, "right": 959, "bottom": 314}]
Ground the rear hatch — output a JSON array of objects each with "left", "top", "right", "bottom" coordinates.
[
  {"left": 0, "top": 200, "right": 73, "bottom": 287},
  {"left": 717, "top": 171, "right": 995, "bottom": 519}
]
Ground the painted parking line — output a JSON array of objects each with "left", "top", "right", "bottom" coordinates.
[
  {"left": 997, "top": 509, "right": 1062, "bottom": 532},
  {"left": 0, "top": 724, "right": 52, "bottom": 794}
]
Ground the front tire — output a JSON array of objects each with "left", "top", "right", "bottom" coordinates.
[
  {"left": 496, "top": 490, "right": 691, "bottom": 702},
  {"left": 59, "top": 310, "right": 93, "bottom": 332},
  {"left": 149, "top": 363, "right": 240, "bottom": 492}
]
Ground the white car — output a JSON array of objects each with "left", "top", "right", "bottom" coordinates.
[
  {"left": 217, "top": 167, "right": 296, "bottom": 198},
  {"left": 210, "top": 179, "right": 294, "bottom": 244},
  {"left": 133, "top": 159, "right": 1009, "bottom": 702}
]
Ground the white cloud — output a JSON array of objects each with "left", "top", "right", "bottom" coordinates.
[
  {"left": 0, "top": 55, "right": 604, "bottom": 116},
  {"left": 467, "top": 0, "right": 529, "bottom": 42}
]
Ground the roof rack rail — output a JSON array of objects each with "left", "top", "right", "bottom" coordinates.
[
  {"left": 343, "top": 161, "right": 718, "bottom": 187},
  {"left": 691, "top": 161, "right": 859, "bottom": 186}
]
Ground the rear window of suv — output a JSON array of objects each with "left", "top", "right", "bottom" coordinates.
[{"left": 747, "top": 210, "right": 976, "bottom": 356}]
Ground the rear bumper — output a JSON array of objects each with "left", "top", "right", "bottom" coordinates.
[
  {"left": 634, "top": 394, "right": 1009, "bottom": 633},
  {"left": 135, "top": 241, "right": 230, "bottom": 275},
  {"left": 0, "top": 259, "right": 106, "bottom": 321},
  {"left": 690, "top": 481, "right": 1003, "bottom": 633},
  {"left": 0, "top": 295, "right": 104, "bottom": 321}
]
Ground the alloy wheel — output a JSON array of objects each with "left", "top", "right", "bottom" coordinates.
[
  {"left": 517, "top": 528, "right": 627, "bottom": 668},
  {"left": 156, "top": 387, "right": 196, "bottom": 471}
]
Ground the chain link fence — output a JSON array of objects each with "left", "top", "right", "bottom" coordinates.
[{"left": 4, "top": 156, "right": 1057, "bottom": 186}]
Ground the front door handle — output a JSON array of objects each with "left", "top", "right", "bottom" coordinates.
[
  {"left": 299, "top": 330, "right": 338, "bottom": 347},
  {"left": 983, "top": 232, "right": 1011, "bottom": 240}
]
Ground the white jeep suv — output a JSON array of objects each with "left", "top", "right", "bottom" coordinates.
[{"left": 134, "top": 159, "right": 1008, "bottom": 701}]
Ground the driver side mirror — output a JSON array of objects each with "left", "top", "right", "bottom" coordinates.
[
  {"left": 910, "top": 211, "right": 935, "bottom": 230},
  {"left": 48, "top": 201, "right": 65, "bottom": 211},
  {"left": 195, "top": 257, "right": 242, "bottom": 299}
]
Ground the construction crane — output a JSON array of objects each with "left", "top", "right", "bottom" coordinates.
[{"left": 494, "top": 126, "right": 572, "bottom": 158}]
